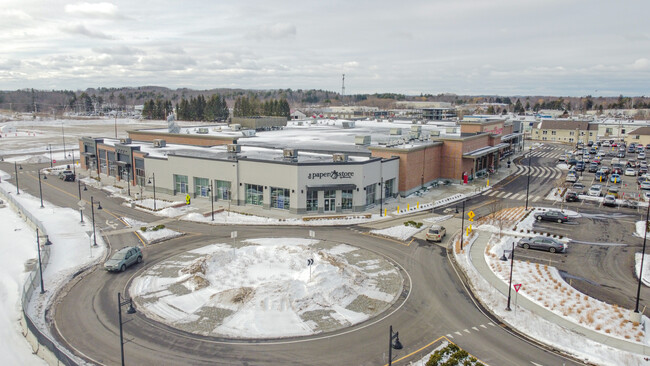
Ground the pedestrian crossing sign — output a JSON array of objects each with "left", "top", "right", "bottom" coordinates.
[{"left": 467, "top": 211, "right": 475, "bottom": 221}]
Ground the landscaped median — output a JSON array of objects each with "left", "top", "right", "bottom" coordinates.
[{"left": 452, "top": 206, "right": 650, "bottom": 366}]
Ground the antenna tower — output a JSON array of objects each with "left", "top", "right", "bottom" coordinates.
[{"left": 341, "top": 74, "right": 345, "bottom": 100}]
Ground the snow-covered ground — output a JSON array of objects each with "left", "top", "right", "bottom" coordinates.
[
  {"left": 121, "top": 217, "right": 183, "bottom": 244},
  {"left": 130, "top": 238, "right": 403, "bottom": 338},
  {"left": 370, "top": 224, "right": 424, "bottom": 241},
  {"left": 0, "top": 170, "right": 106, "bottom": 365}
]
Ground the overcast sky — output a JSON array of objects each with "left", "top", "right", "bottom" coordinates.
[{"left": 1, "top": 0, "right": 649, "bottom": 96}]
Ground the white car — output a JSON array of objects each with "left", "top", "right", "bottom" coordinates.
[
  {"left": 588, "top": 184, "right": 603, "bottom": 197},
  {"left": 639, "top": 152, "right": 647, "bottom": 160},
  {"left": 625, "top": 168, "right": 637, "bottom": 176},
  {"left": 641, "top": 181, "right": 650, "bottom": 190}
]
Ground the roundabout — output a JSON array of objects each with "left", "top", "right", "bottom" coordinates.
[{"left": 130, "top": 237, "right": 404, "bottom": 339}]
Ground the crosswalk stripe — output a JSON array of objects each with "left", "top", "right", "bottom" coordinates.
[
  {"left": 488, "top": 191, "right": 499, "bottom": 197},
  {"left": 455, "top": 331, "right": 462, "bottom": 336},
  {"left": 532, "top": 196, "right": 541, "bottom": 202},
  {"left": 472, "top": 326, "right": 479, "bottom": 331},
  {"left": 503, "top": 192, "right": 513, "bottom": 198},
  {"left": 463, "top": 329, "right": 471, "bottom": 334},
  {"left": 496, "top": 192, "right": 506, "bottom": 198},
  {"left": 480, "top": 324, "right": 487, "bottom": 329}
]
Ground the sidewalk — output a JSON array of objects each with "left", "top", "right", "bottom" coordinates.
[{"left": 469, "top": 231, "right": 650, "bottom": 356}]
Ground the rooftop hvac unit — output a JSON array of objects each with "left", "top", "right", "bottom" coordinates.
[
  {"left": 283, "top": 148, "right": 298, "bottom": 159},
  {"left": 152, "top": 139, "right": 166, "bottom": 148},
  {"left": 410, "top": 126, "right": 422, "bottom": 133},
  {"left": 390, "top": 128, "right": 402, "bottom": 135},
  {"left": 119, "top": 138, "right": 132, "bottom": 144},
  {"left": 333, "top": 153, "right": 348, "bottom": 162},
  {"left": 197, "top": 127, "right": 209, "bottom": 134},
  {"left": 230, "top": 124, "right": 241, "bottom": 131},
  {"left": 342, "top": 121, "right": 356, "bottom": 129},
  {"left": 355, "top": 135, "right": 371, "bottom": 145},
  {"left": 227, "top": 144, "right": 241, "bottom": 153}
]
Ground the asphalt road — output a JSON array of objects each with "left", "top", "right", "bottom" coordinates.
[{"left": 2, "top": 159, "right": 586, "bottom": 365}]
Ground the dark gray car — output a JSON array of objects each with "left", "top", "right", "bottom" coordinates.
[{"left": 517, "top": 236, "right": 566, "bottom": 253}]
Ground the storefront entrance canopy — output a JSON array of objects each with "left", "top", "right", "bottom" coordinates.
[
  {"left": 500, "top": 132, "right": 522, "bottom": 141},
  {"left": 306, "top": 184, "right": 357, "bottom": 191},
  {"left": 462, "top": 143, "right": 510, "bottom": 159}
]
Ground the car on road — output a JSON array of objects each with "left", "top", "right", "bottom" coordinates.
[
  {"left": 588, "top": 184, "right": 603, "bottom": 197},
  {"left": 603, "top": 194, "right": 617, "bottom": 207},
  {"left": 534, "top": 210, "right": 569, "bottom": 223},
  {"left": 609, "top": 173, "right": 622, "bottom": 183},
  {"left": 425, "top": 225, "right": 446, "bottom": 242},
  {"left": 104, "top": 246, "right": 143, "bottom": 272},
  {"left": 59, "top": 171, "right": 75, "bottom": 182},
  {"left": 518, "top": 236, "right": 567, "bottom": 253},
  {"left": 565, "top": 191, "right": 580, "bottom": 202},
  {"left": 625, "top": 168, "right": 637, "bottom": 176}
]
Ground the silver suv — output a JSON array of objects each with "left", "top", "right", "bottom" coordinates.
[{"left": 104, "top": 246, "right": 143, "bottom": 272}]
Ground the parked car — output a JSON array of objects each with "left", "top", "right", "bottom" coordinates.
[
  {"left": 617, "top": 152, "right": 626, "bottom": 158},
  {"left": 640, "top": 152, "right": 647, "bottom": 160},
  {"left": 641, "top": 181, "right": 650, "bottom": 190},
  {"left": 565, "top": 172, "right": 578, "bottom": 183},
  {"left": 567, "top": 157, "right": 578, "bottom": 166},
  {"left": 58, "top": 170, "right": 73, "bottom": 179},
  {"left": 518, "top": 236, "right": 567, "bottom": 253},
  {"left": 589, "top": 147, "right": 597, "bottom": 154},
  {"left": 641, "top": 166, "right": 649, "bottom": 175},
  {"left": 595, "top": 171, "right": 608, "bottom": 181},
  {"left": 588, "top": 163, "right": 600, "bottom": 173},
  {"left": 58, "top": 170, "right": 75, "bottom": 182},
  {"left": 575, "top": 162, "right": 585, "bottom": 171},
  {"left": 628, "top": 146, "right": 636, "bottom": 153},
  {"left": 572, "top": 182, "right": 586, "bottom": 193},
  {"left": 104, "top": 246, "right": 143, "bottom": 272},
  {"left": 625, "top": 168, "right": 637, "bottom": 176},
  {"left": 603, "top": 194, "right": 617, "bottom": 207},
  {"left": 588, "top": 184, "right": 603, "bottom": 197},
  {"left": 534, "top": 210, "right": 569, "bottom": 223},
  {"left": 425, "top": 225, "right": 446, "bottom": 242},
  {"left": 607, "top": 186, "right": 620, "bottom": 197},
  {"left": 565, "top": 191, "right": 580, "bottom": 202},
  {"left": 609, "top": 173, "right": 622, "bottom": 183}
]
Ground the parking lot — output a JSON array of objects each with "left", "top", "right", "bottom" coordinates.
[{"left": 560, "top": 141, "right": 650, "bottom": 208}]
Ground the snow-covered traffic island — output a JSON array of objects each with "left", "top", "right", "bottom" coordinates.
[{"left": 131, "top": 238, "right": 403, "bottom": 338}]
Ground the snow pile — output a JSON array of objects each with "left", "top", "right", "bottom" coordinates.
[
  {"left": 182, "top": 210, "right": 381, "bottom": 226},
  {"left": 130, "top": 238, "right": 402, "bottom": 338},
  {"left": 121, "top": 217, "right": 183, "bottom": 244},
  {"left": 635, "top": 221, "right": 650, "bottom": 239},
  {"left": 370, "top": 224, "right": 423, "bottom": 241},
  {"left": 635, "top": 253, "right": 650, "bottom": 287}
]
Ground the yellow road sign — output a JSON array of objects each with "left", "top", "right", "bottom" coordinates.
[
  {"left": 468, "top": 211, "right": 475, "bottom": 220},
  {"left": 186, "top": 194, "right": 191, "bottom": 205}
]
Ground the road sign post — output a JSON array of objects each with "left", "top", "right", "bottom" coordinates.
[{"left": 514, "top": 283, "right": 522, "bottom": 316}]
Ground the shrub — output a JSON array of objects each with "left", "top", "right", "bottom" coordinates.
[{"left": 140, "top": 226, "right": 147, "bottom": 232}]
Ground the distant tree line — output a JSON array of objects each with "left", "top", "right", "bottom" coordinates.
[
  {"left": 233, "top": 96, "right": 290, "bottom": 118},
  {"left": 176, "top": 94, "right": 229, "bottom": 121},
  {"left": 142, "top": 99, "right": 173, "bottom": 120}
]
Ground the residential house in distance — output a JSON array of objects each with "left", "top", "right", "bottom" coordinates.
[
  {"left": 624, "top": 126, "right": 650, "bottom": 146},
  {"left": 531, "top": 120, "right": 595, "bottom": 144}
]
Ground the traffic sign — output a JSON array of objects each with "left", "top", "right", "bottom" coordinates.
[
  {"left": 307, "top": 259, "right": 314, "bottom": 266},
  {"left": 467, "top": 211, "right": 475, "bottom": 220},
  {"left": 185, "top": 194, "right": 191, "bottom": 205},
  {"left": 231, "top": 231, "right": 237, "bottom": 239},
  {"left": 77, "top": 200, "right": 86, "bottom": 208},
  {"left": 514, "top": 284, "right": 522, "bottom": 292}
]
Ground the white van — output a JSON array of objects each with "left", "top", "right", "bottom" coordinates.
[{"left": 426, "top": 225, "right": 446, "bottom": 242}]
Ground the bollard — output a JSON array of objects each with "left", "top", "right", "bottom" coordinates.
[
  {"left": 407, "top": 203, "right": 410, "bottom": 211},
  {"left": 417, "top": 201, "right": 419, "bottom": 209},
  {"left": 384, "top": 208, "right": 387, "bottom": 216},
  {"left": 397, "top": 205, "right": 400, "bottom": 212}
]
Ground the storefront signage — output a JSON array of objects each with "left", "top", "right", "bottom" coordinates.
[
  {"left": 115, "top": 147, "right": 131, "bottom": 156},
  {"left": 308, "top": 170, "right": 354, "bottom": 180}
]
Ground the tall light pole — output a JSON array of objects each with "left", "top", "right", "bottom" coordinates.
[
  {"left": 117, "top": 292, "right": 136, "bottom": 366},
  {"left": 91, "top": 196, "right": 101, "bottom": 247},
  {"left": 506, "top": 240, "right": 515, "bottom": 311},
  {"left": 209, "top": 181, "right": 214, "bottom": 221},
  {"left": 388, "top": 325, "right": 402, "bottom": 366},
  {"left": 62, "top": 124, "right": 67, "bottom": 163},
  {"left": 525, "top": 148, "right": 532, "bottom": 210},
  {"left": 36, "top": 229, "right": 45, "bottom": 294},
  {"left": 48, "top": 144, "right": 53, "bottom": 168},
  {"left": 38, "top": 169, "right": 44, "bottom": 208},
  {"left": 78, "top": 180, "right": 84, "bottom": 223},
  {"left": 126, "top": 165, "right": 131, "bottom": 197},
  {"left": 379, "top": 177, "right": 383, "bottom": 217},
  {"left": 635, "top": 200, "right": 650, "bottom": 313},
  {"left": 148, "top": 173, "right": 156, "bottom": 211},
  {"left": 14, "top": 162, "right": 20, "bottom": 195},
  {"left": 460, "top": 200, "right": 466, "bottom": 250}
]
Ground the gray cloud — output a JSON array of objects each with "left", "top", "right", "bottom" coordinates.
[
  {"left": 0, "top": 59, "right": 21, "bottom": 70},
  {"left": 246, "top": 23, "right": 296, "bottom": 40},
  {"left": 92, "top": 45, "right": 142, "bottom": 55},
  {"left": 60, "top": 23, "right": 115, "bottom": 39},
  {"left": 64, "top": 2, "right": 125, "bottom": 19}
]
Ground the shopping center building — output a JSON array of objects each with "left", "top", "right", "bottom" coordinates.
[{"left": 78, "top": 117, "right": 520, "bottom": 213}]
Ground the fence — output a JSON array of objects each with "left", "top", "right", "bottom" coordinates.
[{"left": 0, "top": 184, "right": 80, "bottom": 366}]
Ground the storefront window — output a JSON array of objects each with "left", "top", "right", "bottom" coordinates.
[
  {"left": 135, "top": 158, "right": 145, "bottom": 186},
  {"left": 216, "top": 180, "right": 231, "bottom": 200},
  {"left": 174, "top": 174, "right": 188, "bottom": 194},
  {"left": 99, "top": 150, "right": 107, "bottom": 174},
  {"left": 384, "top": 179, "right": 394, "bottom": 199},
  {"left": 341, "top": 190, "right": 353, "bottom": 210},
  {"left": 245, "top": 184, "right": 263, "bottom": 206},
  {"left": 107, "top": 151, "right": 116, "bottom": 177},
  {"left": 270, "top": 187, "right": 290, "bottom": 210},
  {"left": 306, "top": 190, "right": 318, "bottom": 211},
  {"left": 365, "top": 184, "right": 376, "bottom": 205},
  {"left": 194, "top": 177, "right": 210, "bottom": 197}
]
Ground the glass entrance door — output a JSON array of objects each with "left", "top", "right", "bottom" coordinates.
[{"left": 324, "top": 190, "right": 336, "bottom": 212}]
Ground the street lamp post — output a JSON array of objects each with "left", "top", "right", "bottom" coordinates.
[
  {"left": 388, "top": 325, "right": 402, "bottom": 366},
  {"left": 78, "top": 180, "right": 84, "bottom": 223},
  {"left": 379, "top": 177, "right": 383, "bottom": 217},
  {"left": 460, "top": 200, "right": 466, "bottom": 251},
  {"left": 148, "top": 173, "right": 156, "bottom": 211},
  {"left": 91, "top": 196, "right": 101, "bottom": 247},
  {"left": 208, "top": 182, "right": 215, "bottom": 221},
  {"left": 117, "top": 292, "right": 136, "bottom": 366},
  {"left": 36, "top": 229, "right": 45, "bottom": 294},
  {"left": 38, "top": 169, "right": 44, "bottom": 208},
  {"left": 62, "top": 124, "right": 67, "bottom": 163},
  {"left": 126, "top": 165, "right": 131, "bottom": 197},
  {"left": 506, "top": 240, "right": 515, "bottom": 311},
  {"left": 635, "top": 200, "right": 650, "bottom": 313},
  {"left": 525, "top": 148, "right": 532, "bottom": 210},
  {"left": 48, "top": 144, "right": 53, "bottom": 168},
  {"left": 14, "top": 161, "right": 20, "bottom": 195}
]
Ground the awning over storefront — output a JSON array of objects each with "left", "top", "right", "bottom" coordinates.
[
  {"left": 306, "top": 184, "right": 357, "bottom": 191},
  {"left": 500, "top": 132, "right": 522, "bottom": 141},
  {"left": 81, "top": 152, "right": 96, "bottom": 157},
  {"left": 462, "top": 143, "right": 510, "bottom": 159}
]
